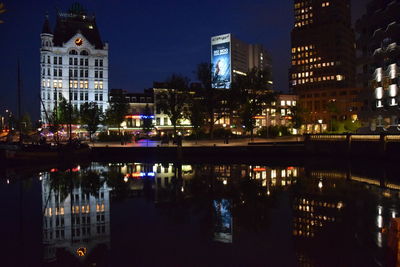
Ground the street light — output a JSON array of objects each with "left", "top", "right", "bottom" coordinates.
[{"left": 318, "top": 119, "right": 323, "bottom": 134}]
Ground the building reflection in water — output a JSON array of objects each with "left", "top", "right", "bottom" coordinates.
[
  {"left": 37, "top": 162, "right": 400, "bottom": 266},
  {"left": 41, "top": 163, "right": 110, "bottom": 264}
]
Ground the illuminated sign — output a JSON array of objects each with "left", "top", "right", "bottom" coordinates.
[
  {"left": 125, "top": 115, "right": 155, "bottom": 119},
  {"left": 213, "top": 199, "right": 233, "bottom": 243},
  {"left": 124, "top": 172, "right": 156, "bottom": 179},
  {"left": 211, "top": 34, "right": 231, "bottom": 89}
]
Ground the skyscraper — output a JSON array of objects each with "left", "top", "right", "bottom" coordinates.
[
  {"left": 40, "top": 3, "right": 109, "bottom": 123},
  {"left": 289, "top": 0, "right": 358, "bottom": 129},
  {"left": 211, "top": 33, "right": 273, "bottom": 89},
  {"left": 356, "top": 0, "right": 400, "bottom": 131}
]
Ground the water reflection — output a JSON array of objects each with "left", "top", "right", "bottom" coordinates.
[
  {"left": 41, "top": 164, "right": 110, "bottom": 265},
  {"left": 2, "top": 162, "right": 400, "bottom": 266}
]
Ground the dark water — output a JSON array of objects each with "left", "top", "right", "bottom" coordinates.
[{"left": 0, "top": 161, "right": 399, "bottom": 267}]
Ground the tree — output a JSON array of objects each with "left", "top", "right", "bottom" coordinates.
[
  {"left": 187, "top": 98, "right": 205, "bottom": 141},
  {"left": 105, "top": 92, "right": 129, "bottom": 136},
  {"left": 58, "top": 98, "right": 80, "bottom": 125},
  {"left": 48, "top": 107, "right": 61, "bottom": 143},
  {"left": 196, "top": 63, "right": 227, "bottom": 139},
  {"left": 20, "top": 113, "right": 33, "bottom": 135},
  {"left": 80, "top": 102, "right": 103, "bottom": 142},
  {"left": 57, "top": 97, "right": 80, "bottom": 141},
  {"left": 141, "top": 104, "right": 154, "bottom": 135},
  {"left": 327, "top": 100, "right": 339, "bottom": 131},
  {"left": 156, "top": 74, "right": 190, "bottom": 137},
  {"left": 233, "top": 67, "right": 276, "bottom": 140},
  {"left": 290, "top": 105, "right": 305, "bottom": 131},
  {"left": 0, "top": 3, "right": 6, "bottom": 24}
]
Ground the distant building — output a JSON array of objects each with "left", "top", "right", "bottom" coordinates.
[
  {"left": 211, "top": 33, "right": 273, "bottom": 89},
  {"left": 355, "top": 0, "right": 400, "bottom": 132},
  {"left": 289, "top": 0, "right": 359, "bottom": 129},
  {"left": 253, "top": 94, "right": 299, "bottom": 134},
  {"left": 40, "top": 3, "right": 109, "bottom": 123},
  {"left": 153, "top": 82, "right": 192, "bottom": 134},
  {"left": 109, "top": 89, "right": 154, "bottom": 131}
]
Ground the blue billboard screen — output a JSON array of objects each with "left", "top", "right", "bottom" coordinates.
[{"left": 211, "top": 41, "right": 231, "bottom": 89}]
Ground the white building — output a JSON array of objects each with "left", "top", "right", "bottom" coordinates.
[{"left": 40, "top": 4, "right": 108, "bottom": 123}]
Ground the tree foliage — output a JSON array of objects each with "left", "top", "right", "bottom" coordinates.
[
  {"left": 105, "top": 92, "right": 129, "bottom": 134},
  {"left": 156, "top": 74, "right": 190, "bottom": 136},
  {"left": 57, "top": 98, "right": 80, "bottom": 125},
  {"left": 233, "top": 67, "right": 276, "bottom": 139},
  {"left": 141, "top": 103, "right": 154, "bottom": 135},
  {"left": 80, "top": 102, "right": 103, "bottom": 141},
  {"left": 0, "top": 3, "right": 6, "bottom": 24},
  {"left": 196, "top": 63, "right": 227, "bottom": 139},
  {"left": 187, "top": 97, "right": 205, "bottom": 138}
]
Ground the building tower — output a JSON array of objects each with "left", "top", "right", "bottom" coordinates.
[
  {"left": 40, "top": 3, "right": 109, "bottom": 123},
  {"left": 356, "top": 0, "right": 400, "bottom": 131},
  {"left": 211, "top": 33, "right": 273, "bottom": 89},
  {"left": 289, "top": 0, "right": 358, "bottom": 129}
]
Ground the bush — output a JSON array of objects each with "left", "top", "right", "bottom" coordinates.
[
  {"left": 212, "top": 128, "right": 233, "bottom": 139},
  {"left": 257, "top": 125, "right": 291, "bottom": 138},
  {"left": 185, "top": 129, "right": 208, "bottom": 140},
  {"left": 98, "top": 131, "right": 133, "bottom": 142}
]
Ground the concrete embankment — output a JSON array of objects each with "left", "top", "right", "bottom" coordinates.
[{"left": 91, "top": 137, "right": 400, "bottom": 163}]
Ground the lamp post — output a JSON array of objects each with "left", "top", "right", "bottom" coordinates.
[{"left": 318, "top": 119, "right": 323, "bottom": 134}]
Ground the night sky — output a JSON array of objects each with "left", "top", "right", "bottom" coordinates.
[{"left": 0, "top": 0, "right": 368, "bottom": 119}]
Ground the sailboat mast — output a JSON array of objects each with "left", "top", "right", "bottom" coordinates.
[{"left": 17, "top": 59, "right": 22, "bottom": 143}]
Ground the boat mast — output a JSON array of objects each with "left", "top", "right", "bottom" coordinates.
[
  {"left": 17, "top": 59, "right": 22, "bottom": 143},
  {"left": 68, "top": 78, "right": 72, "bottom": 143}
]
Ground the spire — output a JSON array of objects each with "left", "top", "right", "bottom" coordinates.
[{"left": 42, "top": 13, "right": 52, "bottom": 34}]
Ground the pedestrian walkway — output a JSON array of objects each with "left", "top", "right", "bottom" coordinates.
[{"left": 89, "top": 136, "right": 304, "bottom": 148}]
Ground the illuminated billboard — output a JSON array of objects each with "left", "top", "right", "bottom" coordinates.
[
  {"left": 211, "top": 34, "right": 231, "bottom": 89},
  {"left": 213, "top": 199, "right": 233, "bottom": 243}
]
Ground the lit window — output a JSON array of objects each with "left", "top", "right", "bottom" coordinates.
[
  {"left": 336, "top": 75, "right": 344, "bottom": 81},
  {"left": 281, "top": 100, "right": 285, "bottom": 106},
  {"left": 99, "top": 81, "right": 103, "bottom": 89}
]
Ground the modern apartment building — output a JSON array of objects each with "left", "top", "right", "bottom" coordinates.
[
  {"left": 356, "top": 0, "right": 400, "bottom": 131},
  {"left": 289, "top": 0, "right": 358, "bottom": 128}
]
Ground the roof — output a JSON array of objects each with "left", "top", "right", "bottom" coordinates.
[
  {"left": 52, "top": 5, "right": 104, "bottom": 49},
  {"left": 42, "top": 15, "right": 52, "bottom": 34}
]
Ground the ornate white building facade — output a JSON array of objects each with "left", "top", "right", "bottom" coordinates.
[{"left": 40, "top": 4, "right": 108, "bottom": 123}]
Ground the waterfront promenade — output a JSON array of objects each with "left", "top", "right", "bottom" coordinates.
[{"left": 90, "top": 136, "right": 303, "bottom": 148}]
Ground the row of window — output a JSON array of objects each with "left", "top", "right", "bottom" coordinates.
[
  {"left": 294, "top": 1, "right": 312, "bottom": 10},
  {"left": 300, "top": 90, "right": 359, "bottom": 98},
  {"left": 293, "top": 75, "right": 344, "bottom": 85},
  {"left": 42, "top": 79, "right": 104, "bottom": 89},
  {"left": 292, "top": 45, "right": 315, "bottom": 53},
  {"left": 294, "top": 19, "right": 313, "bottom": 28},
  {"left": 42, "top": 67, "right": 105, "bottom": 79},
  {"left": 295, "top": 12, "right": 313, "bottom": 23}
]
